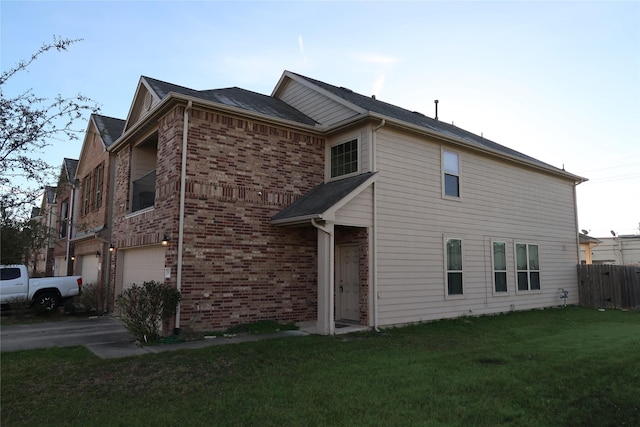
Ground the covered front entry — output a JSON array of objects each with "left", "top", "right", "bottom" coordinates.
[{"left": 271, "top": 172, "right": 378, "bottom": 335}]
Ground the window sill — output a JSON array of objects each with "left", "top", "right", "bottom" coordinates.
[{"left": 126, "top": 206, "right": 155, "bottom": 219}]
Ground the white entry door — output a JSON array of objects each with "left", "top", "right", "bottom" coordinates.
[{"left": 337, "top": 244, "right": 359, "bottom": 321}]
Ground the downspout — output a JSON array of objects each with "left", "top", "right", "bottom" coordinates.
[
  {"left": 175, "top": 100, "right": 192, "bottom": 333},
  {"left": 573, "top": 182, "right": 581, "bottom": 267},
  {"left": 311, "top": 218, "right": 335, "bottom": 335},
  {"left": 371, "top": 119, "right": 385, "bottom": 332},
  {"left": 66, "top": 180, "right": 77, "bottom": 275}
]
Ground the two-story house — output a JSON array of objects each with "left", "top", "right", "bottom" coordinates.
[
  {"left": 52, "top": 158, "right": 78, "bottom": 277},
  {"left": 70, "top": 114, "right": 125, "bottom": 311},
  {"left": 28, "top": 186, "right": 57, "bottom": 276},
  {"left": 107, "top": 71, "right": 586, "bottom": 335}
]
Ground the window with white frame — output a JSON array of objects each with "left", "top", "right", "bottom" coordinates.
[
  {"left": 446, "top": 238, "right": 463, "bottom": 295},
  {"left": 493, "top": 241, "right": 508, "bottom": 293},
  {"left": 82, "top": 175, "right": 91, "bottom": 216},
  {"left": 93, "top": 163, "right": 104, "bottom": 210},
  {"left": 516, "top": 243, "right": 540, "bottom": 291},
  {"left": 443, "top": 150, "right": 460, "bottom": 197},
  {"left": 330, "top": 138, "right": 358, "bottom": 178}
]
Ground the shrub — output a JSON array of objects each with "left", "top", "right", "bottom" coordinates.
[
  {"left": 76, "top": 282, "right": 101, "bottom": 312},
  {"left": 116, "top": 281, "right": 181, "bottom": 344}
]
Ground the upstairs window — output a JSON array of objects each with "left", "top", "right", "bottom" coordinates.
[
  {"left": 443, "top": 150, "right": 460, "bottom": 198},
  {"left": 446, "top": 238, "right": 463, "bottom": 295},
  {"left": 330, "top": 138, "right": 358, "bottom": 178},
  {"left": 130, "top": 133, "right": 158, "bottom": 213},
  {"left": 82, "top": 175, "right": 91, "bottom": 216},
  {"left": 516, "top": 243, "right": 540, "bottom": 291},
  {"left": 59, "top": 200, "right": 69, "bottom": 238},
  {"left": 493, "top": 242, "right": 508, "bottom": 293},
  {"left": 93, "top": 163, "right": 104, "bottom": 210}
]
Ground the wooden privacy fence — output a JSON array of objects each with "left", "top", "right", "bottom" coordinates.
[{"left": 578, "top": 264, "right": 640, "bottom": 310}]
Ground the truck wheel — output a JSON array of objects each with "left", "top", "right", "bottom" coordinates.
[{"left": 34, "top": 292, "right": 60, "bottom": 311}]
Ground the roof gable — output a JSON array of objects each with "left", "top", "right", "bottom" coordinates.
[
  {"left": 122, "top": 76, "right": 317, "bottom": 135},
  {"left": 92, "top": 114, "right": 125, "bottom": 148}
]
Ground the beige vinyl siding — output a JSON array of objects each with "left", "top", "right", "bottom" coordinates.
[
  {"left": 335, "top": 186, "right": 373, "bottom": 227},
  {"left": 279, "top": 80, "right": 358, "bottom": 127},
  {"left": 373, "top": 128, "right": 579, "bottom": 326}
]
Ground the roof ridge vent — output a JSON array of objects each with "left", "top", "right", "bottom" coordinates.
[
  {"left": 339, "top": 86, "right": 353, "bottom": 93},
  {"left": 412, "top": 111, "right": 426, "bottom": 117}
]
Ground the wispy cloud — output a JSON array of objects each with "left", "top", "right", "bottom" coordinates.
[
  {"left": 356, "top": 53, "right": 399, "bottom": 97},
  {"left": 298, "top": 35, "right": 307, "bottom": 63}
]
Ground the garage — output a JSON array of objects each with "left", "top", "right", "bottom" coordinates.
[
  {"left": 121, "top": 246, "right": 166, "bottom": 291},
  {"left": 79, "top": 255, "right": 100, "bottom": 284}
]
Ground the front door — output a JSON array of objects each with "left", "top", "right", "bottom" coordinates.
[{"left": 337, "top": 244, "right": 359, "bottom": 321}]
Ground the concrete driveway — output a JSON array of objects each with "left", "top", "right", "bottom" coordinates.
[
  {"left": 0, "top": 316, "right": 134, "bottom": 353},
  {"left": 1, "top": 315, "right": 310, "bottom": 359}
]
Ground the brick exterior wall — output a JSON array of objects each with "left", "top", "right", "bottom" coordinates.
[
  {"left": 52, "top": 180, "right": 74, "bottom": 275},
  {"left": 73, "top": 120, "right": 113, "bottom": 310},
  {"left": 111, "top": 105, "right": 325, "bottom": 330}
]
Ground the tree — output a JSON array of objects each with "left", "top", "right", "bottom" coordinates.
[
  {"left": 0, "top": 207, "right": 53, "bottom": 267},
  {"left": 0, "top": 36, "right": 99, "bottom": 217}
]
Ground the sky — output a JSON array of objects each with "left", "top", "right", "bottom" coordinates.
[{"left": 1, "top": 0, "right": 639, "bottom": 237}]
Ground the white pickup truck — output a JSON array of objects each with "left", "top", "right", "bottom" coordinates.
[{"left": 0, "top": 265, "right": 82, "bottom": 311}]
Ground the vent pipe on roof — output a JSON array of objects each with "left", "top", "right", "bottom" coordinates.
[{"left": 434, "top": 100, "right": 439, "bottom": 121}]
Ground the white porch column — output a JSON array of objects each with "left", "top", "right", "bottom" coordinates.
[{"left": 316, "top": 222, "right": 335, "bottom": 335}]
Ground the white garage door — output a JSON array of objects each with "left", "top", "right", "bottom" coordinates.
[
  {"left": 121, "top": 246, "right": 166, "bottom": 290},
  {"left": 79, "top": 255, "right": 100, "bottom": 284}
]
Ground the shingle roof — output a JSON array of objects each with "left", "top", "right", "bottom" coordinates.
[
  {"left": 272, "top": 172, "right": 376, "bottom": 223},
  {"left": 92, "top": 114, "right": 125, "bottom": 147},
  {"left": 142, "top": 76, "right": 317, "bottom": 126},
  {"left": 63, "top": 158, "right": 78, "bottom": 181},
  {"left": 290, "top": 72, "right": 568, "bottom": 174}
]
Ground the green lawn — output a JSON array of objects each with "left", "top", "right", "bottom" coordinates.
[{"left": 2, "top": 307, "right": 639, "bottom": 426}]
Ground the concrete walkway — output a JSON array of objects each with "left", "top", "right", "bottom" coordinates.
[{"left": 0, "top": 316, "right": 309, "bottom": 359}]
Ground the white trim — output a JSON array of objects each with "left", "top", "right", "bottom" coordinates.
[
  {"left": 441, "top": 148, "right": 462, "bottom": 201},
  {"left": 514, "top": 242, "right": 542, "bottom": 294},
  {"left": 328, "top": 136, "right": 360, "bottom": 181},
  {"left": 491, "top": 240, "right": 510, "bottom": 296},
  {"left": 443, "top": 236, "right": 465, "bottom": 299}
]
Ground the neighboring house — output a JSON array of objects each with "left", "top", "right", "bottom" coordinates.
[
  {"left": 590, "top": 235, "right": 640, "bottom": 266},
  {"left": 28, "top": 186, "right": 57, "bottom": 275},
  {"left": 579, "top": 233, "right": 601, "bottom": 265},
  {"left": 106, "top": 71, "right": 586, "bottom": 335},
  {"left": 52, "top": 159, "right": 78, "bottom": 276},
  {"left": 70, "top": 114, "right": 125, "bottom": 311}
]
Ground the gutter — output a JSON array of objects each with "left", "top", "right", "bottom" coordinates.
[{"left": 175, "top": 100, "right": 192, "bottom": 333}]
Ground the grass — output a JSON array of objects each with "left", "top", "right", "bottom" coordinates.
[{"left": 2, "top": 306, "right": 639, "bottom": 426}]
